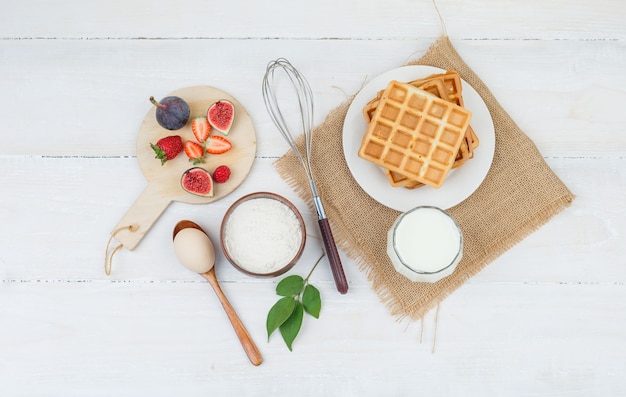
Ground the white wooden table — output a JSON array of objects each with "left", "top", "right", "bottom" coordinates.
[{"left": 1, "top": 1, "right": 624, "bottom": 395}]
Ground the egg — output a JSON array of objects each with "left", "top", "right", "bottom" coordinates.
[{"left": 173, "top": 228, "right": 215, "bottom": 274}]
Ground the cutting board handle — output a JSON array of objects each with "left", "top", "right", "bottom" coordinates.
[{"left": 111, "top": 183, "right": 172, "bottom": 251}]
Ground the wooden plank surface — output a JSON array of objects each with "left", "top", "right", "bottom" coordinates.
[
  {"left": 0, "top": 0, "right": 624, "bottom": 395},
  {"left": 0, "top": 39, "right": 624, "bottom": 157},
  {"left": 1, "top": 0, "right": 624, "bottom": 39}
]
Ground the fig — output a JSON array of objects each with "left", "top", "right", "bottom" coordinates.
[
  {"left": 150, "top": 96, "right": 190, "bottom": 131},
  {"left": 181, "top": 167, "right": 214, "bottom": 197},
  {"left": 207, "top": 100, "right": 235, "bottom": 135}
]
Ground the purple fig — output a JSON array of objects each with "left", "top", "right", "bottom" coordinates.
[{"left": 150, "top": 96, "right": 190, "bottom": 131}]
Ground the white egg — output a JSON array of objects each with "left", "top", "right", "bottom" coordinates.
[{"left": 173, "top": 228, "right": 215, "bottom": 274}]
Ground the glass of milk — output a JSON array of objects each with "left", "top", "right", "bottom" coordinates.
[{"left": 387, "top": 206, "right": 463, "bottom": 283}]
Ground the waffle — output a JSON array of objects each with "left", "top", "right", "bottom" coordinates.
[
  {"left": 435, "top": 70, "right": 480, "bottom": 165},
  {"left": 358, "top": 80, "right": 472, "bottom": 189},
  {"left": 440, "top": 70, "right": 465, "bottom": 107},
  {"left": 363, "top": 72, "right": 460, "bottom": 121},
  {"left": 362, "top": 71, "right": 480, "bottom": 188},
  {"left": 386, "top": 128, "right": 479, "bottom": 189},
  {"left": 363, "top": 77, "right": 448, "bottom": 122}
]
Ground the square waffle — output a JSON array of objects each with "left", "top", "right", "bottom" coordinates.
[
  {"left": 427, "top": 72, "right": 480, "bottom": 160},
  {"left": 363, "top": 71, "right": 464, "bottom": 122},
  {"left": 386, "top": 127, "right": 478, "bottom": 189},
  {"left": 362, "top": 71, "right": 480, "bottom": 189},
  {"left": 440, "top": 70, "right": 465, "bottom": 107},
  {"left": 358, "top": 80, "right": 472, "bottom": 188},
  {"left": 363, "top": 77, "right": 448, "bottom": 123}
]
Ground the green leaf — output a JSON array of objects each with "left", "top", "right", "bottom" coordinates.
[
  {"left": 276, "top": 275, "right": 304, "bottom": 297},
  {"left": 302, "top": 284, "right": 321, "bottom": 319},
  {"left": 279, "top": 301, "right": 304, "bottom": 351},
  {"left": 266, "top": 296, "right": 296, "bottom": 339}
]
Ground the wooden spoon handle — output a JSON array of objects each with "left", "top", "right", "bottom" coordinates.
[{"left": 201, "top": 269, "right": 263, "bottom": 366}]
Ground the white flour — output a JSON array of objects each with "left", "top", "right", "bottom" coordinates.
[{"left": 223, "top": 198, "right": 303, "bottom": 274}]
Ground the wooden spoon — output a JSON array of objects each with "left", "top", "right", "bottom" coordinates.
[{"left": 172, "top": 220, "right": 263, "bottom": 366}]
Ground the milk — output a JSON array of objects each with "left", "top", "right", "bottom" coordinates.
[{"left": 387, "top": 206, "right": 463, "bottom": 283}]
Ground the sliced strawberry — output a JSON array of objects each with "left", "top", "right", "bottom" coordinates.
[
  {"left": 191, "top": 117, "right": 211, "bottom": 143},
  {"left": 184, "top": 141, "right": 206, "bottom": 164},
  {"left": 150, "top": 135, "right": 183, "bottom": 165},
  {"left": 205, "top": 135, "right": 232, "bottom": 154}
]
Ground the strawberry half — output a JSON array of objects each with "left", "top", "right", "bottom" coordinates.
[
  {"left": 205, "top": 135, "right": 232, "bottom": 154},
  {"left": 150, "top": 135, "right": 183, "bottom": 165},
  {"left": 184, "top": 141, "right": 206, "bottom": 164},
  {"left": 191, "top": 117, "right": 211, "bottom": 143}
]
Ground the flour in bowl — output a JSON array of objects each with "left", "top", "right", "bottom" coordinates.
[{"left": 223, "top": 197, "right": 303, "bottom": 274}]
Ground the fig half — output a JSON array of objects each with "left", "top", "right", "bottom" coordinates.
[
  {"left": 181, "top": 167, "right": 214, "bottom": 197},
  {"left": 207, "top": 100, "right": 235, "bottom": 135}
]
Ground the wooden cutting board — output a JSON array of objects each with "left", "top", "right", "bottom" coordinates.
[{"left": 112, "top": 86, "right": 256, "bottom": 250}]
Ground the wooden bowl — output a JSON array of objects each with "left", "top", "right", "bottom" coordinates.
[{"left": 220, "top": 192, "right": 306, "bottom": 277}]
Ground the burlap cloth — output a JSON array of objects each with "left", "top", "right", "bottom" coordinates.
[{"left": 274, "top": 36, "right": 575, "bottom": 320}]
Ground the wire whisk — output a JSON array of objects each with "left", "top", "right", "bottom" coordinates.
[{"left": 263, "top": 58, "right": 348, "bottom": 294}]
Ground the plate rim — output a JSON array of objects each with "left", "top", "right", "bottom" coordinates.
[{"left": 341, "top": 65, "right": 495, "bottom": 211}]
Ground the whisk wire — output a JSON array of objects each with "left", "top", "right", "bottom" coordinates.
[{"left": 262, "top": 58, "right": 319, "bottom": 200}]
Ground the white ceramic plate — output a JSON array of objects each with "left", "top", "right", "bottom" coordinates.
[{"left": 342, "top": 65, "right": 495, "bottom": 211}]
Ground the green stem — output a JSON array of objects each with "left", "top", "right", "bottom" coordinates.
[{"left": 304, "top": 252, "right": 325, "bottom": 283}]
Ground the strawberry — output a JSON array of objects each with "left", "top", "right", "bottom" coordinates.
[
  {"left": 205, "top": 135, "right": 232, "bottom": 154},
  {"left": 150, "top": 135, "right": 183, "bottom": 165},
  {"left": 184, "top": 141, "right": 206, "bottom": 164},
  {"left": 212, "top": 165, "right": 231, "bottom": 183},
  {"left": 191, "top": 117, "right": 211, "bottom": 143}
]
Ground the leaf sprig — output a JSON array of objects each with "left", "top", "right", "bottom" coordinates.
[{"left": 266, "top": 254, "right": 324, "bottom": 351}]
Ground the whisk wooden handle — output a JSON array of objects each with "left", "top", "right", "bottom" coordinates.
[{"left": 318, "top": 218, "right": 349, "bottom": 294}]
